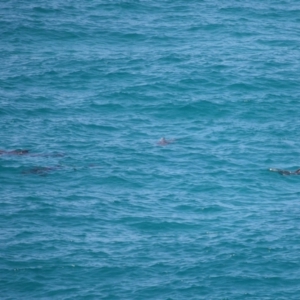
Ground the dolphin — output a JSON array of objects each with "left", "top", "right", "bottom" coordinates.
[
  {"left": 157, "top": 137, "right": 174, "bottom": 146},
  {"left": 0, "top": 149, "right": 29, "bottom": 155},
  {"left": 269, "top": 168, "right": 300, "bottom": 175},
  {"left": 21, "top": 164, "right": 100, "bottom": 176},
  {"left": 22, "top": 165, "right": 63, "bottom": 176},
  {"left": 0, "top": 149, "right": 64, "bottom": 157}
]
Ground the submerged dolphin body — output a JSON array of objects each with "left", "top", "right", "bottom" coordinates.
[
  {"left": 269, "top": 168, "right": 300, "bottom": 175},
  {"left": 0, "top": 149, "right": 29, "bottom": 155},
  {"left": 0, "top": 149, "right": 64, "bottom": 157},
  {"left": 157, "top": 137, "right": 174, "bottom": 146},
  {"left": 22, "top": 166, "right": 63, "bottom": 176},
  {"left": 22, "top": 164, "right": 100, "bottom": 176}
]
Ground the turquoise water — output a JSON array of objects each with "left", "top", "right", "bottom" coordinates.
[{"left": 1, "top": 0, "right": 300, "bottom": 299}]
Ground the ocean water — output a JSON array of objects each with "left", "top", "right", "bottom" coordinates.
[{"left": 1, "top": 0, "right": 300, "bottom": 299}]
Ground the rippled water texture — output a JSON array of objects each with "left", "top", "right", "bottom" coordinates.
[{"left": 1, "top": 0, "right": 300, "bottom": 299}]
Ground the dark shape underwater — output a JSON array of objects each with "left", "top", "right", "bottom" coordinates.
[
  {"left": 22, "top": 166, "right": 63, "bottom": 176},
  {"left": 22, "top": 164, "right": 99, "bottom": 176},
  {"left": 157, "top": 137, "right": 175, "bottom": 146},
  {"left": 0, "top": 149, "right": 64, "bottom": 157},
  {"left": 0, "top": 149, "right": 29, "bottom": 155},
  {"left": 269, "top": 168, "right": 300, "bottom": 176}
]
